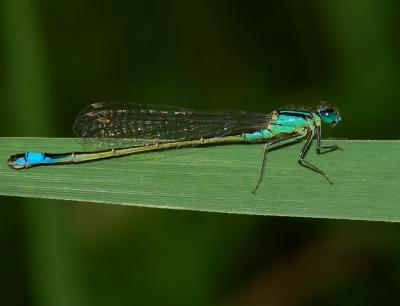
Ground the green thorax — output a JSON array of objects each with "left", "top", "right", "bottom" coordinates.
[{"left": 244, "top": 110, "right": 318, "bottom": 141}]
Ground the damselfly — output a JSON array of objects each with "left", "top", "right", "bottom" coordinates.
[{"left": 8, "top": 102, "right": 342, "bottom": 192}]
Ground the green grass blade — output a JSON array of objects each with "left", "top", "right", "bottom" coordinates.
[{"left": 1, "top": 138, "right": 399, "bottom": 222}]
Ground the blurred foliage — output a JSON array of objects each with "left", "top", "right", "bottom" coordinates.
[{"left": 1, "top": 0, "right": 400, "bottom": 305}]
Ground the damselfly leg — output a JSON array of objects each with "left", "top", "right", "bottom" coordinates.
[
  {"left": 316, "top": 125, "right": 342, "bottom": 154},
  {"left": 252, "top": 133, "right": 304, "bottom": 193},
  {"left": 298, "top": 127, "right": 332, "bottom": 184}
]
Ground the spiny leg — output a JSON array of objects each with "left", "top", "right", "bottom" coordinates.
[
  {"left": 316, "top": 125, "right": 342, "bottom": 155},
  {"left": 252, "top": 133, "right": 304, "bottom": 194},
  {"left": 299, "top": 128, "right": 332, "bottom": 184},
  {"left": 251, "top": 142, "right": 271, "bottom": 194}
]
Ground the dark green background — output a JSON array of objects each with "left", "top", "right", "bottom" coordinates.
[{"left": 1, "top": 1, "right": 399, "bottom": 305}]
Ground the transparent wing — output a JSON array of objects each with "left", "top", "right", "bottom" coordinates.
[{"left": 73, "top": 102, "right": 270, "bottom": 141}]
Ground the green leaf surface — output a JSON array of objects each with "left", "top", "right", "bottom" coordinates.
[{"left": 1, "top": 138, "right": 399, "bottom": 222}]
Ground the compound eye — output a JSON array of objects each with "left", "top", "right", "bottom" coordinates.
[{"left": 319, "top": 107, "right": 337, "bottom": 124}]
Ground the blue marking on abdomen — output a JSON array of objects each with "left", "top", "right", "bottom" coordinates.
[
  {"left": 24, "top": 152, "right": 63, "bottom": 165},
  {"left": 26, "top": 152, "right": 46, "bottom": 164}
]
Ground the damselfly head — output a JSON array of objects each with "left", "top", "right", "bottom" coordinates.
[{"left": 316, "top": 105, "right": 341, "bottom": 127}]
